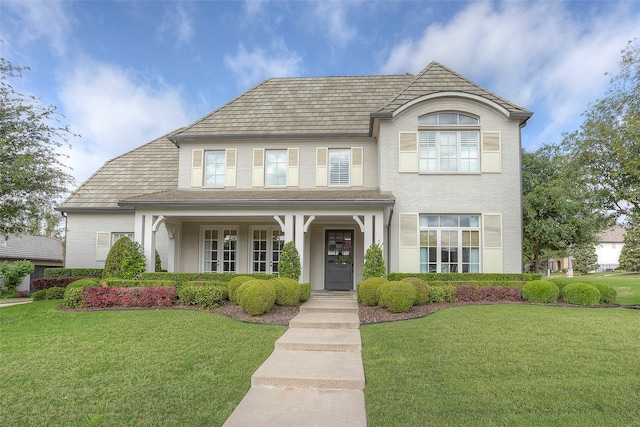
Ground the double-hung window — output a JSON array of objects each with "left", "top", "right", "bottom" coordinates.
[
  {"left": 418, "top": 113, "right": 479, "bottom": 172},
  {"left": 419, "top": 215, "right": 480, "bottom": 273},
  {"left": 205, "top": 151, "right": 226, "bottom": 187},
  {"left": 329, "top": 149, "right": 350, "bottom": 186},
  {"left": 265, "top": 150, "right": 287, "bottom": 186}
]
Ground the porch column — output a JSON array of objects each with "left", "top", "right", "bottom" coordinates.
[
  {"left": 284, "top": 214, "right": 294, "bottom": 242},
  {"left": 295, "top": 214, "right": 305, "bottom": 282},
  {"left": 143, "top": 215, "right": 155, "bottom": 272},
  {"left": 364, "top": 213, "right": 373, "bottom": 253},
  {"left": 165, "top": 223, "right": 177, "bottom": 273},
  {"left": 134, "top": 212, "right": 144, "bottom": 246},
  {"left": 375, "top": 213, "right": 385, "bottom": 258}
]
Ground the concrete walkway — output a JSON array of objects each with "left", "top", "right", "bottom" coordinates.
[{"left": 223, "top": 292, "right": 367, "bottom": 426}]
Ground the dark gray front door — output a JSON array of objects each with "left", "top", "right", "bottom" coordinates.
[{"left": 325, "top": 230, "right": 354, "bottom": 290}]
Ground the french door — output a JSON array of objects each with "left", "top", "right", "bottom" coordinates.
[{"left": 251, "top": 227, "right": 285, "bottom": 275}]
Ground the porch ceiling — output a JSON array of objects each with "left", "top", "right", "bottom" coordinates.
[{"left": 118, "top": 189, "right": 395, "bottom": 208}]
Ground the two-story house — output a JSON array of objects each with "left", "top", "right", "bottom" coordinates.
[{"left": 58, "top": 62, "right": 532, "bottom": 291}]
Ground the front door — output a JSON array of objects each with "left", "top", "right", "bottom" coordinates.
[{"left": 325, "top": 230, "right": 354, "bottom": 290}]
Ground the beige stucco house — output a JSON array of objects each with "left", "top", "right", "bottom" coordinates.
[{"left": 58, "top": 62, "right": 532, "bottom": 290}]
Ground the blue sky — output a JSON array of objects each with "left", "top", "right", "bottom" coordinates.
[{"left": 1, "top": 0, "right": 639, "bottom": 186}]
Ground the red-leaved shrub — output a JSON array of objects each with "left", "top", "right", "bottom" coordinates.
[
  {"left": 456, "top": 285, "right": 482, "bottom": 302},
  {"left": 31, "top": 277, "right": 76, "bottom": 291},
  {"left": 456, "top": 285, "right": 521, "bottom": 302},
  {"left": 82, "top": 287, "right": 177, "bottom": 308}
]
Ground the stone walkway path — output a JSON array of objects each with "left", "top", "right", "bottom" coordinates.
[{"left": 223, "top": 292, "right": 367, "bottom": 426}]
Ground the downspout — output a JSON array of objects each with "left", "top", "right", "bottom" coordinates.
[
  {"left": 61, "top": 212, "right": 68, "bottom": 268},
  {"left": 386, "top": 206, "right": 394, "bottom": 276}
]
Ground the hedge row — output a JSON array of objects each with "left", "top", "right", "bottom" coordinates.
[
  {"left": 82, "top": 287, "right": 177, "bottom": 308},
  {"left": 98, "top": 278, "right": 178, "bottom": 288},
  {"left": 388, "top": 273, "right": 541, "bottom": 282},
  {"left": 31, "top": 277, "right": 76, "bottom": 291},
  {"left": 139, "top": 272, "right": 273, "bottom": 285},
  {"left": 44, "top": 268, "right": 103, "bottom": 278}
]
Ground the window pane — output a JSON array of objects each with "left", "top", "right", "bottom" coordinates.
[
  {"left": 265, "top": 150, "right": 287, "bottom": 186},
  {"left": 419, "top": 114, "right": 438, "bottom": 125},
  {"left": 205, "top": 151, "right": 225, "bottom": 186},
  {"left": 440, "top": 216, "right": 458, "bottom": 227},
  {"left": 440, "top": 113, "right": 458, "bottom": 124},
  {"left": 329, "top": 149, "right": 350, "bottom": 186},
  {"left": 459, "top": 114, "right": 479, "bottom": 125}
]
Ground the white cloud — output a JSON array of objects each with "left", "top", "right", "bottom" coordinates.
[
  {"left": 57, "top": 60, "right": 193, "bottom": 183},
  {"left": 157, "top": 1, "right": 195, "bottom": 47},
  {"left": 1, "top": 0, "right": 73, "bottom": 56},
  {"left": 224, "top": 40, "right": 302, "bottom": 88},
  {"left": 312, "top": 1, "right": 359, "bottom": 48},
  {"left": 381, "top": 1, "right": 640, "bottom": 147}
]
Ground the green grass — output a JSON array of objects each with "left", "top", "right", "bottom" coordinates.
[
  {"left": 554, "top": 272, "right": 640, "bottom": 305},
  {"left": 0, "top": 301, "right": 286, "bottom": 426},
  {"left": 361, "top": 304, "right": 640, "bottom": 426}
]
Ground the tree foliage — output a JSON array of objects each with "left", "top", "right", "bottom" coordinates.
[
  {"left": 278, "top": 241, "right": 301, "bottom": 280},
  {"left": 362, "top": 241, "right": 386, "bottom": 280},
  {"left": 619, "top": 214, "right": 640, "bottom": 271},
  {"left": 0, "top": 56, "right": 75, "bottom": 238},
  {"left": 522, "top": 145, "right": 608, "bottom": 272},
  {"left": 563, "top": 40, "right": 640, "bottom": 217},
  {"left": 102, "top": 237, "right": 146, "bottom": 279},
  {"left": 0, "top": 260, "right": 34, "bottom": 296},
  {"left": 572, "top": 243, "right": 599, "bottom": 274}
]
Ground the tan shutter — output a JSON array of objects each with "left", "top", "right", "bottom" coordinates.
[
  {"left": 398, "top": 213, "right": 420, "bottom": 272},
  {"left": 252, "top": 149, "right": 264, "bottom": 187},
  {"left": 351, "top": 147, "right": 363, "bottom": 186},
  {"left": 225, "top": 149, "right": 237, "bottom": 187},
  {"left": 190, "top": 149, "right": 203, "bottom": 187},
  {"left": 316, "top": 147, "right": 328, "bottom": 187},
  {"left": 96, "top": 232, "right": 111, "bottom": 261},
  {"left": 482, "top": 213, "right": 503, "bottom": 272},
  {"left": 287, "top": 148, "right": 299, "bottom": 187},
  {"left": 481, "top": 132, "right": 501, "bottom": 173},
  {"left": 399, "top": 132, "right": 418, "bottom": 173}
]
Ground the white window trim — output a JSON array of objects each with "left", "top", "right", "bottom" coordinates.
[
  {"left": 419, "top": 215, "right": 482, "bottom": 273},
  {"left": 200, "top": 226, "right": 239, "bottom": 273},
  {"left": 418, "top": 130, "right": 480, "bottom": 173}
]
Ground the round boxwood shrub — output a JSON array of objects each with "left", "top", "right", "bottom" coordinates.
[
  {"left": 591, "top": 282, "right": 617, "bottom": 304},
  {"left": 427, "top": 284, "right": 458, "bottom": 303},
  {"left": 549, "top": 278, "right": 572, "bottom": 292},
  {"left": 227, "top": 275, "right": 254, "bottom": 304},
  {"left": 377, "top": 281, "right": 416, "bottom": 313},
  {"left": 272, "top": 277, "right": 301, "bottom": 306},
  {"left": 402, "top": 277, "right": 430, "bottom": 305},
  {"left": 194, "top": 285, "right": 227, "bottom": 308},
  {"left": 521, "top": 280, "right": 559, "bottom": 303},
  {"left": 357, "top": 277, "right": 388, "bottom": 306},
  {"left": 237, "top": 280, "right": 276, "bottom": 316},
  {"left": 299, "top": 282, "right": 311, "bottom": 302},
  {"left": 561, "top": 282, "right": 601, "bottom": 307}
]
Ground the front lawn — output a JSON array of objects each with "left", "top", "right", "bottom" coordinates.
[
  {"left": 361, "top": 304, "right": 640, "bottom": 426},
  {"left": 556, "top": 272, "right": 640, "bottom": 305},
  {"left": 0, "top": 301, "right": 286, "bottom": 426}
]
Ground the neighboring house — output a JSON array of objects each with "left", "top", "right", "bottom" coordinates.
[
  {"left": 58, "top": 62, "right": 532, "bottom": 291},
  {"left": 0, "top": 234, "right": 64, "bottom": 292},
  {"left": 596, "top": 225, "right": 626, "bottom": 272}
]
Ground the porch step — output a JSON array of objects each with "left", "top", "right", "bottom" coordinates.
[
  {"left": 289, "top": 311, "right": 360, "bottom": 329},
  {"left": 311, "top": 291, "right": 357, "bottom": 300},
  {"left": 300, "top": 299, "right": 359, "bottom": 314},
  {"left": 275, "top": 328, "right": 362, "bottom": 352},
  {"left": 251, "top": 349, "right": 365, "bottom": 390}
]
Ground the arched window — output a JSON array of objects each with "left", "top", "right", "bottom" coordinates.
[{"left": 418, "top": 112, "right": 479, "bottom": 172}]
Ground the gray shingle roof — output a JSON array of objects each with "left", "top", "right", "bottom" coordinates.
[
  {"left": 119, "top": 189, "right": 395, "bottom": 207},
  {"left": 59, "top": 135, "right": 179, "bottom": 210},
  {"left": 0, "top": 234, "right": 63, "bottom": 262},
  {"left": 597, "top": 225, "right": 626, "bottom": 243}
]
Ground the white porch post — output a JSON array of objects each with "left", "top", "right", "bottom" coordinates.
[
  {"left": 284, "top": 214, "right": 294, "bottom": 242},
  {"left": 375, "top": 213, "right": 385, "bottom": 258},
  {"left": 165, "top": 223, "right": 177, "bottom": 273},
  {"left": 364, "top": 213, "right": 373, "bottom": 253},
  {"left": 134, "top": 212, "right": 144, "bottom": 246},
  {"left": 143, "top": 215, "right": 155, "bottom": 272},
  {"left": 295, "top": 214, "right": 304, "bottom": 282}
]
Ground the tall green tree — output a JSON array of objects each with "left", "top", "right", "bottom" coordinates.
[
  {"left": 563, "top": 40, "right": 640, "bottom": 217},
  {"left": 522, "top": 145, "right": 607, "bottom": 272},
  {"left": 572, "top": 243, "right": 599, "bottom": 274},
  {"left": 619, "top": 213, "right": 640, "bottom": 272},
  {"left": 0, "top": 56, "right": 75, "bottom": 238}
]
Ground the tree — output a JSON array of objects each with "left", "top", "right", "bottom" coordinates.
[
  {"left": 572, "top": 243, "right": 599, "bottom": 274},
  {"left": 278, "top": 241, "right": 301, "bottom": 281},
  {"left": 522, "top": 145, "right": 608, "bottom": 272},
  {"left": 0, "top": 56, "right": 76, "bottom": 238},
  {"left": 0, "top": 260, "right": 34, "bottom": 297},
  {"left": 102, "top": 237, "right": 146, "bottom": 279},
  {"left": 362, "top": 242, "right": 386, "bottom": 280},
  {"left": 563, "top": 40, "right": 640, "bottom": 217},
  {"left": 619, "top": 214, "right": 640, "bottom": 271}
]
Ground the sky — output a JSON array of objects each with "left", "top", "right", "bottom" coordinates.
[{"left": 1, "top": 0, "right": 639, "bottom": 189}]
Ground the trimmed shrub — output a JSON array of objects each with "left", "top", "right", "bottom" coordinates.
[
  {"left": 272, "top": 278, "right": 301, "bottom": 306},
  {"left": 139, "top": 272, "right": 272, "bottom": 286},
  {"left": 591, "top": 282, "right": 617, "bottom": 304},
  {"left": 402, "top": 277, "right": 430, "bottom": 305},
  {"left": 362, "top": 242, "right": 386, "bottom": 280},
  {"left": 479, "top": 286, "right": 521, "bottom": 302},
  {"left": 102, "top": 237, "right": 146, "bottom": 279},
  {"left": 31, "top": 277, "right": 75, "bottom": 291},
  {"left": 177, "top": 285, "right": 199, "bottom": 306},
  {"left": 227, "top": 275, "right": 255, "bottom": 304},
  {"left": 82, "top": 286, "right": 177, "bottom": 308},
  {"left": 427, "top": 284, "right": 457, "bottom": 303},
  {"left": 178, "top": 283, "right": 227, "bottom": 308},
  {"left": 44, "top": 268, "right": 103, "bottom": 278},
  {"left": 31, "top": 289, "right": 48, "bottom": 301},
  {"left": 299, "top": 283, "right": 311, "bottom": 302},
  {"left": 561, "top": 283, "right": 601, "bottom": 307},
  {"left": 237, "top": 280, "right": 276, "bottom": 316},
  {"left": 521, "top": 280, "right": 559, "bottom": 303},
  {"left": 97, "top": 279, "right": 177, "bottom": 288},
  {"left": 388, "top": 272, "right": 541, "bottom": 282},
  {"left": 378, "top": 281, "right": 416, "bottom": 313},
  {"left": 278, "top": 242, "right": 301, "bottom": 280},
  {"left": 357, "top": 277, "right": 388, "bottom": 306},
  {"left": 456, "top": 285, "right": 482, "bottom": 302},
  {"left": 63, "top": 287, "right": 84, "bottom": 309},
  {"left": 549, "top": 278, "right": 572, "bottom": 292},
  {"left": 45, "top": 286, "right": 66, "bottom": 300},
  {"left": 67, "top": 278, "right": 100, "bottom": 288}
]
